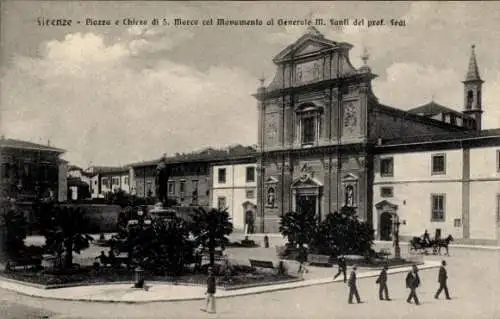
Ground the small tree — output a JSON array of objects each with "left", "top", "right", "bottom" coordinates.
[
  {"left": 279, "top": 211, "right": 318, "bottom": 252},
  {"left": 43, "top": 205, "right": 94, "bottom": 269},
  {"left": 190, "top": 207, "right": 233, "bottom": 267},
  {"left": 2, "top": 205, "right": 28, "bottom": 258},
  {"left": 311, "top": 206, "right": 374, "bottom": 256}
]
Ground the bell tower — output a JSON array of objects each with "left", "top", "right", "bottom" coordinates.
[{"left": 462, "top": 44, "right": 483, "bottom": 131}]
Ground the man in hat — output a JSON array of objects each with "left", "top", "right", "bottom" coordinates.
[
  {"left": 434, "top": 260, "right": 451, "bottom": 300},
  {"left": 202, "top": 267, "right": 216, "bottom": 313},
  {"left": 405, "top": 264, "right": 421, "bottom": 305},
  {"left": 333, "top": 255, "right": 347, "bottom": 283},
  {"left": 376, "top": 265, "right": 391, "bottom": 301},
  {"left": 348, "top": 265, "right": 362, "bottom": 304}
]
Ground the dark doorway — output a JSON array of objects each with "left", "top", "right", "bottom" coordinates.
[
  {"left": 380, "top": 212, "right": 393, "bottom": 241},
  {"left": 296, "top": 195, "right": 317, "bottom": 216}
]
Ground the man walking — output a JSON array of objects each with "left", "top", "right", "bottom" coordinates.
[
  {"left": 376, "top": 265, "right": 391, "bottom": 301},
  {"left": 348, "top": 265, "right": 362, "bottom": 304},
  {"left": 333, "top": 255, "right": 347, "bottom": 283},
  {"left": 434, "top": 260, "right": 451, "bottom": 300},
  {"left": 202, "top": 267, "right": 216, "bottom": 313},
  {"left": 405, "top": 264, "right": 421, "bottom": 305}
]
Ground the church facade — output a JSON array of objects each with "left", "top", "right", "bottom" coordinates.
[{"left": 253, "top": 27, "right": 480, "bottom": 234}]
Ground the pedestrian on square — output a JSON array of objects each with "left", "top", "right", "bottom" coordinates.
[
  {"left": 333, "top": 255, "right": 347, "bottom": 283},
  {"left": 202, "top": 267, "right": 216, "bottom": 313},
  {"left": 434, "top": 260, "right": 451, "bottom": 300},
  {"left": 376, "top": 265, "right": 391, "bottom": 301},
  {"left": 347, "top": 265, "right": 362, "bottom": 304},
  {"left": 405, "top": 264, "right": 421, "bottom": 305}
]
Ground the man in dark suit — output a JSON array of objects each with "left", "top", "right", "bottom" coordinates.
[
  {"left": 435, "top": 260, "right": 451, "bottom": 300},
  {"left": 333, "top": 256, "right": 347, "bottom": 283},
  {"left": 405, "top": 264, "right": 421, "bottom": 305},
  {"left": 348, "top": 265, "right": 362, "bottom": 304},
  {"left": 376, "top": 265, "right": 391, "bottom": 301}
]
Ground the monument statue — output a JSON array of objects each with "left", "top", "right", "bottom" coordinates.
[{"left": 155, "top": 154, "right": 170, "bottom": 207}]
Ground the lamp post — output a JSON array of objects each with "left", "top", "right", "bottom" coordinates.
[
  {"left": 128, "top": 208, "right": 152, "bottom": 289},
  {"left": 392, "top": 215, "right": 403, "bottom": 260}
]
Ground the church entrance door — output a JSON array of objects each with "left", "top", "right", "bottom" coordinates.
[
  {"left": 380, "top": 212, "right": 393, "bottom": 241},
  {"left": 296, "top": 195, "right": 317, "bottom": 216}
]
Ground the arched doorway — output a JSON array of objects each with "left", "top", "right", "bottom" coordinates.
[{"left": 380, "top": 212, "right": 393, "bottom": 241}]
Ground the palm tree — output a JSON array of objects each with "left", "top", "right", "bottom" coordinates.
[
  {"left": 190, "top": 207, "right": 233, "bottom": 267},
  {"left": 44, "top": 205, "right": 93, "bottom": 269}
]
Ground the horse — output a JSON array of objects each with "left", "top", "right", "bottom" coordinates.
[
  {"left": 433, "top": 235, "right": 454, "bottom": 256},
  {"left": 409, "top": 236, "right": 433, "bottom": 254}
]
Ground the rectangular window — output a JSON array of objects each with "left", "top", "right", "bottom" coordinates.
[
  {"left": 380, "top": 158, "right": 394, "bottom": 177},
  {"left": 179, "top": 180, "right": 185, "bottom": 194},
  {"left": 246, "top": 166, "right": 255, "bottom": 182},
  {"left": 432, "top": 154, "right": 446, "bottom": 175},
  {"left": 217, "top": 197, "right": 226, "bottom": 210},
  {"left": 218, "top": 168, "right": 226, "bottom": 184},
  {"left": 124, "top": 177, "right": 129, "bottom": 185},
  {"left": 112, "top": 177, "right": 120, "bottom": 186},
  {"left": 454, "top": 218, "right": 461, "bottom": 227},
  {"left": 102, "top": 178, "right": 109, "bottom": 188},
  {"left": 246, "top": 190, "right": 255, "bottom": 199},
  {"left": 168, "top": 181, "right": 175, "bottom": 194},
  {"left": 301, "top": 117, "right": 315, "bottom": 144},
  {"left": 431, "top": 194, "right": 445, "bottom": 221},
  {"left": 380, "top": 187, "right": 394, "bottom": 198}
]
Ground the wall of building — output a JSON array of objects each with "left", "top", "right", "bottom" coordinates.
[
  {"left": 0, "top": 148, "right": 62, "bottom": 201},
  {"left": 468, "top": 146, "right": 500, "bottom": 242},
  {"left": 373, "top": 149, "right": 464, "bottom": 240},
  {"left": 212, "top": 163, "right": 257, "bottom": 230},
  {"left": 168, "top": 175, "right": 211, "bottom": 207}
]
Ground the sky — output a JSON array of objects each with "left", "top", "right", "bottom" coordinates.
[{"left": 1, "top": 1, "right": 499, "bottom": 167}]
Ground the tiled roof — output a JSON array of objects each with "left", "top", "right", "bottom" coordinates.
[
  {"left": 407, "top": 101, "right": 463, "bottom": 117},
  {"left": 0, "top": 138, "right": 65, "bottom": 153},
  {"left": 89, "top": 166, "right": 128, "bottom": 174},
  {"left": 129, "top": 145, "right": 257, "bottom": 168},
  {"left": 377, "top": 128, "right": 500, "bottom": 146}
]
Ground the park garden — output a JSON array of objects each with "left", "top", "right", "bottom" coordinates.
[{"left": 0, "top": 195, "right": 411, "bottom": 290}]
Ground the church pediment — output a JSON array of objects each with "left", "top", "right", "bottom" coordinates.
[
  {"left": 342, "top": 173, "right": 359, "bottom": 182},
  {"left": 273, "top": 28, "right": 340, "bottom": 63},
  {"left": 265, "top": 176, "right": 279, "bottom": 184},
  {"left": 291, "top": 175, "right": 323, "bottom": 188},
  {"left": 375, "top": 200, "right": 398, "bottom": 210},
  {"left": 242, "top": 201, "right": 257, "bottom": 209}
]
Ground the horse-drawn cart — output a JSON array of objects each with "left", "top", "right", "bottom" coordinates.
[{"left": 409, "top": 234, "right": 454, "bottom": 256}]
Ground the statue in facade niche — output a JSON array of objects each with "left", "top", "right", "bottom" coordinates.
[
  {"left": 155, "top": 154, "right": 169, "bottom": 207},
  {"left": 345, "top": 185, "right": 354, "bottom": 207}
]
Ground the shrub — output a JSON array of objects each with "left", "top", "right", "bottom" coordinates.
[{"left": 310, "top": 206, "right": 375, "bottom": 257}]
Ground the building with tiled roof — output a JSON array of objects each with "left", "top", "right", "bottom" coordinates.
[
  {"left": 0, "top": 137, "right": 67, "bottom": 203},
  {"left": 253, "top": 27, "right": 499, "bottom": 245}
]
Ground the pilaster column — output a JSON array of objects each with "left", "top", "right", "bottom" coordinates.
[
  {"left": 283, "top": 96, "right": 294, "bottom": 147},
  {"left": 462, "top": 148, "right": 470, "bottom": 239},
  {"left": 331, "top": 88, "right": 340, "bottom": 142},
  {"left": 256, "top": 164, "right": 265, "bottom": 233},
  {"left": 359, "top": 84, "right": 369, "bottom": 137},
  {"left": 323, "top": 90, "right": 332, "bottom": 141}
]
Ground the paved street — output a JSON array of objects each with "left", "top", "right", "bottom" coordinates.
[{"left": 0, "top": 241, "right": 498, "bottom": 319}]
